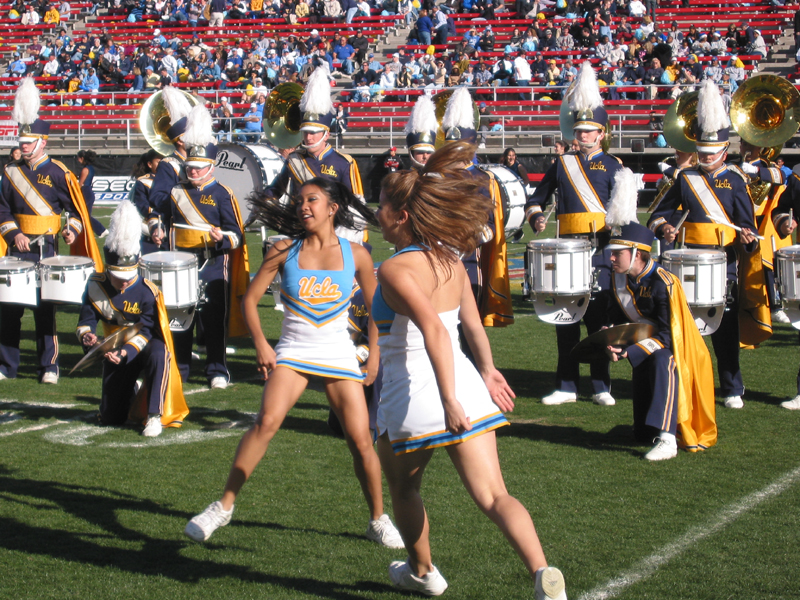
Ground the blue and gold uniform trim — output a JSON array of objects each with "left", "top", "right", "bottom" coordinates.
[
  {"left": 390, "top": 411, "right": 509, "bottom": 454},
  {"left": 275, "top": 357, "right": 364, "bottom": 381},
  {"left": 280, "top": 290, "right": 352, "bottom": 328}
]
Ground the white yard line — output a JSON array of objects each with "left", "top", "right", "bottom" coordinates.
[
  {"left": 578, "top": 465, "right": 800, "bottom": 600},
  {"left": 0, "top": 399, "right": 89, "bottom": 408},
  {"left": 0, "top": 421, "right": 70, "bottom": 437}
]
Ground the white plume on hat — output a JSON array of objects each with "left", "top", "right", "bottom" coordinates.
[
  {"left": 567, "top": 61, "right": 603, "bottom": 112},
  {"left": 405, "top": 95, "right": 437, "bottom": 135},
  {"left": 105, "top": 199, "right": 143, "bottom": 256},
  {"left": 182, "top": 104, "right": 215, "bottom": 148},
  {"left": 299, "top": 67, "right": 333, "bottom": 116},
  {"left": 442, "top": 87, "right": 475, "bottom": 130},
  {"left": 697, "top": 78, "right": 729, "bottom": 134},
  {"left": 161, "top": 85, "right": 193, "bottom": 125},
  {"left": 12, "top": 77, "right": 40, "bottom": 126},
  {"left": 605, "top": 168, "right": 639, "bottom": 229}
]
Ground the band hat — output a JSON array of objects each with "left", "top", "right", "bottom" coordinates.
[
  {"left": 608, "top": 222, "right": 654, "bottom": 252},
  {"left": 405, "top": 95, "right": 437, "bottom": 153},
  {"left": 569, "top": 61, "right": 608, "bottom": 131},
  {"left": 104, "top": 199, "right": 142, "bottom": 281},
  {"left": 694, "top": 78, "right": 730, "bottom": 153},
  {"left": 161, "top": 85, "right": 193, "bottom": 141},
  {"left": 299, "top": 67, "right": 334, "bottom": 133},
  {"left": 13, "top": 77, "right": 49, "bottom": 142},
  {"left": 183, "top": 104, "right": 218, "bottom": 167},
  {"left": 441, "top": 86, "right": 477, "bottom": 144}
]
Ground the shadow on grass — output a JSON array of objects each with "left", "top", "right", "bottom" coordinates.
[
  {"left": 0, "top": 466, "right": 394, "bottom": 598},
  {"left": 500, "top": 368, "right": 635, "bottom": 402},
  {"left": 499, "top": 422, "right": 646, "bottom": 457}
]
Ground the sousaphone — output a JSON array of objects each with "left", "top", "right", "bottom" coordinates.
[
  {"left": 262, "top": 82, "right": 304, "bottom": 149},
  {"left": 139, "top": 89, "right": 203, "bottom": 156}
]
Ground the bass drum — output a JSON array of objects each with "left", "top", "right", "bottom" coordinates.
[
  {"left": 481, "top": 164, "right": 527, "bottom": 241},
  {"left": 214, "top": 143, "right": 286, "bottom": 224}
]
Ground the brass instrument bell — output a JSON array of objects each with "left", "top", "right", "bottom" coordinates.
[
  {"left": 139, "top": 89, "right": 202, "bottom": 156},
  {"left": 262, "top": 82, "right": 304, "bottom": 149},
  {"left": 663, "top": 91, "right": 699, "bottom": 154},
  {"left": 730, "top": 74, "right": 800, "bottom": 149}
]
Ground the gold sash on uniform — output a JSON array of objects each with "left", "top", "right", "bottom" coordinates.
[
  {"left": 479, "top": 175, "right": 513, "bottom": 327},
  {"left": 559, "top": 155, "right": 607, "bottom": 234},
  {"left": 682, "top": 172, "right": 737, "bottom": 246}
]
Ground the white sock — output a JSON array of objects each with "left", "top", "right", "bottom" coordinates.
[{"left": 660, "top": 431, "right": 676, "bottom": 444}]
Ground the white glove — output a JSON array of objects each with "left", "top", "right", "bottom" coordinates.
[
  {"left": 741, "top": 162, "right": 759, "bottom": 175},
  {"left": 658, "top": 162, "right": 671, "bottom": 173}
]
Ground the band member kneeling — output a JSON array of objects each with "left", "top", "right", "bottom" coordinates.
[{"left": 77, "top": 200, "right": 188, "bottom": 437}]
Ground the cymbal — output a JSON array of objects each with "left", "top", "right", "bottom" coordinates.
[
  {"left": 570, "top": 323, "right": 657, "bottom": 363},
  {"left": 69, "top": 324, "right": 143, "bottom": 374}
]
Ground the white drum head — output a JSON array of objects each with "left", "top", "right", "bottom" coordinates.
[
  {"left": 40, "top": 256, "right": 94, "bottom": 269},
  {"left": 533, "top": 293, "right": 590, "bottom": 324},
  {"left": 481, "top": 164, "right": 527, "bottom": 239},
  {"left": 214, "top": 143, "right": 286, "bottom": 224},
  {"left": 691, "top": 305, "right": 725, "bottom": 336}
]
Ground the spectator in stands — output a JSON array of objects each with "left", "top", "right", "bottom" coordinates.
[
  {"left": 725, "top": 55, "right": 745, "bottom": 87},
  {"left": 514, "top": 50, "right": 532, "bottom": 100},
  {"left": 704, "top": 57, "right": 723, "bottom": 83},
  {"left": 596, "top": 35, "right": 613, "bottom": 60},
  {"left": 463, "top": 27, "right": 480, "bottom": 53},
  {"left": 684, "top": 54, "right": 703, "bottom": 80},
  {"left": 643, "top": 57, "right": 663, "bottom": 100},
  {"left": 342, "top": 0, "right": 358, "bottom": 23},
  {"left": 577, "top": 27, "right": 596, "bottom": 50},
  {"left": 692, "top": 34, "right": 711, "bottom": 56},
  {"left": 332, "top": 38, "right": 356, "bottom": 76},
  {"left": 432, "top": 5, "right": 448, "bottom": 45},
  {"left": 557, "top": 24, "right": 574, "bottom": 50},
  {"left": 348, "top": 31, "right": 369, "bottom": 66},
  {"left": 352, "top": 60, "right": 378, "bottom": 87},
  {"left": 99, "top": 62, "right": 125, "bottom": 90},
  {"left": 43, "top": 54, "right": 60, "bottom": 77},
  {"left": 543, "top": 59, "right": 559, "bottom": 84},
  {"left": 44, "top": 3, "right": 60, "bottom": 22},
  {"left": 628, "top": 0, "right": 645, "bottom": 18},
  {"left": 8, "top": 53, "right": 28, "bottom": 77},
  {"left": 187, "top": 0, "right": 202, "bottom": 25},
  {"left": 752, "top": 30, "right": 767, "bottom": 59},
  {"left": 432, "top": 58, "right": 446, "bottom": 86},
  {"left": 209, "top": 0, "right": 225, "bottom": 26},
  {"left": 59, "top": 0, "right": 70, "bottom": 19},
  {"left": 143, "top": 64, "right": 159, "bottom": 90},
  {"left": 492, "top": 52, "right": 513, "bottom": 86},
  {"left": 474, "top": 61, "right": 491, "bottom": 86},
  {"left": 21, "top": 4, "right": 40, "bottom": 24},
  {"left": 379, "top": 63, "right": 397, "bottom": 89},
  {"left": 478, "top": 25, "right": 495, "bottom": 52},
  {"left": 236, "top": 102, "right": 262, "bottom": 142},
  {"left": 415, "top": 9, "right": 433, "bottom": 46}
]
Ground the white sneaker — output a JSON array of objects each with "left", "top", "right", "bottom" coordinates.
[
  {"left": 389, "top": 560, "right": 448, "bottom": 596},
  {"left": 185, "top": 501, "right": 234, "bottom": 542},
  {"left": 142, "top": 414, "right": 162, "bottom": 437},
  {"left": 41, "top": 372, "right": 59, "bottom": 384},
  {"left": 592, "top": 392, "right": 616, "bottom": 406},
  {"left": 644, "top": 437, "right": 678, "bottom": 461},
  {"left": 542, "top": 390, "right": 577, "bottom": 405},
  {"left": 535, "top": 566, "right": 567, "bottom": 600},
  {"left": 210, "top": 377, "right": 228, "bottom": 390},
  {"left": 723, "top": 396, "right": 744, "bottom": 409},
  {"left": 0, "top": 372, "right": 8, "bottom": 381},
  {"left": 772, "top": 309, "right": 791, "bottom": 324},
  {"left": 366, "top": 514, "right": 404, "bottom": 549},
  {"left": 780, "top": 395, "right": 800, "bottom": 410}
]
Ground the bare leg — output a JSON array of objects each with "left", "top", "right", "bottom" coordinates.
[
  {"left": 327, "top": 378, "right": 384, "bottom": 520},
  {"left": 377, "top": 433, "right": 435, "bottom": 576},
  {"left": 445, "top": 431, "right": 547, "bottom": 578},
  {"left": 219, "top": 367, "right": 308, "bottom": 510}
]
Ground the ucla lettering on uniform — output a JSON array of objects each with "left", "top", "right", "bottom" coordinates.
[
  {"left": 298, "top": 276, "right": 342, "bottom": 304},
  {"left": 589, "top": 162, "right": 607, "bottom": 171},
  {"left": 320, "top": 165, "right": 338, "bottom": 177},
  {"left": 639, "top": 287, "right": 652, "bottom": 298},
  {"left": 199, "top": 195, "right": 216, "bottom": 206},
  {"left": 123, "top": 300, "right": 142, "bottom": 314},
  {"left": 351, "top": 305, "right": 369, "bottom": 317},
  {"left": 715, "top": 179, "right": 732, "bottom": 190},
  {"left": 37, "top": 174, "right": 53, "bottom": 187}
]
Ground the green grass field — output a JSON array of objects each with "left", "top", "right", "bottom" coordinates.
[{"left": 1, "top": 213, "right": 799, "bottom": 600}]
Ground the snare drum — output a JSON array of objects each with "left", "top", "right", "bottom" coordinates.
[
  {"left": 0, "top": 257, "right": 38, "bottom": 307},
  {"left": 39, "top": 256, "right": 95, "bottom": 305},
  {"left": 526, "top": 238, "right": 592, "bottom": 324},
  {"left": 776, "top": 245, "right": 800, "bottom": 329},
  {"left": 214, "top": 143, "right": 286, "bottom": 224},
  {"left": 481, "top": 164, "right": 527, "bottom": 240},
  {"left": 661, "top": 249, "right": 727, "bottom": 335},
  {"left": 139, "top": 252, "right": 199, "bottom": 331},
  {"left": 264, "top": 234, "right": 289, "bottom": 311}
]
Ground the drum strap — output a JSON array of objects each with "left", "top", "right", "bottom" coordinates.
[
  {"left": 6, "top": 165, "right": 55, "bottom": 216},
  {"left": 560, "top": 155, "right": 606, "bottom": 215},
  {"left": 683, "top": 172, "right": 737, "bottom": 246},
  {"left": 163, "top": 156, "right": 185, "bottom": 179},
  {"left": 87, "top": 279, "right": 126, "bottom": 325},
  {"left": 613, "top": 272, "right": 656, "bottom": 326},
  {"left": 287, "top": 155, "right": 316, "bottom": 191}
]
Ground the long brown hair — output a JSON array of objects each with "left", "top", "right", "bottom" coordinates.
[{"left": 381, "top": 141, "right": 491, "bottom": 278}]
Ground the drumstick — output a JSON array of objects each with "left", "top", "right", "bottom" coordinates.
[
  {"left": 173, "top": 222, "right": 239, "bottom": 238},
  {"left": 706, "top": 215, "right": 764, "bottom": 240},
  {"left": 28, "top": 229, "right": 52, "bottom": 246}
]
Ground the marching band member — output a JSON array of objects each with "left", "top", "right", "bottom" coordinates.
[
  {"left": 129, "top": 148, "right": 165, "bottom": 255},
  {"left": 649, "top": 79, "right": 771, "bottom": 410},
  {"left": 0, "top": 78, "right": 102, "bottom": 384},
  {"left": 185, "top": 177, "right": 403, "bottom": 550},
  {"left": 76, "top": 199, "right": 188, "bottom": 436},
  {"left": 265, "top": 67, "right": 367, "bottom": 245},
  {"left": 152, "top": 104, "right": 249, "bottom": 388},
  {"left": 404, "top": 95, "right": 437, "bottom": 171},
  {"left": 148, "top": 85, "right": 193, "bottom": 238},
  {"left": 440, "top": 87, "right": 513, "bottom": 329},
  {"left": 525, "top": 61, "right": 622, "bottom": 406},
  {"left": 603, "top": 169, "right": 716, "bottom": 461},
  {"left": 770, "top": 165, "right": 800, "bottom": 409},
  {"left": 738, "top": 139, "right": 791, "bottom": 324}
]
